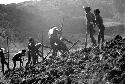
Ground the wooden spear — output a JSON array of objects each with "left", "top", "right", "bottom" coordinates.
[
  {"left": 41, "top": 31, "right": 44, "bottom": 58},
  {"left": 7, "top": 36, "right": 9, "bottom": 68}
]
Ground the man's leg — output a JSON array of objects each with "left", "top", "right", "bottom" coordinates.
[
  {"left": 56, "top": 43, "right": 69, "bottom": 60},
  {"left": 101, "top": 29, "right": 105, "bottom": 43},
  {"left": 1, "top": 62, "right": 4, "bottom": 74},
  {"left": 98, "top": 25, "right": 105, "bottom": 44},
  {"left": 50, "top": 40, "right": 57, "bottom": 58},
  {"left": 20, "top": 59, "right": 23, "bottom": 67},
  {"left": 32, "top": 55, "right": 35, "bottom": 65},
  {"left": 13, "top": 60, "right": 16, "bottom": 70},
  {"left": 52, "top": 48, "right": 57, "bottom": 58},
  {"left": 98, "top": 29, "right": 101, "bottom": 44},
  {"left": 61, "top": 43, "right": 69, "bottom": 53},
  {"left": 90, "top": 28, "right": 96, "bottom": 46},
  {"left": 34, "top": 56, "right": 37, "bottom": 64},
  {"left": 51, "top": 45, "right": 57, "bottom": 56},
  {"left": 4, "top": 61, "right": 9, "bottom": 70},
  {"left": 30, "top": 52, "right": 34, "bottom": 66},
  {"left": 36, "top": 55, "right": 38, "bottom": 63},
  {"left": 100, "top": 29, "right": 105, "bottom": 49},
  {"left": 32, "top": 53, "right": 37, "bottom": 65},
  {"left": 26, "top": 51, "right": 31, "bottom": 67}
]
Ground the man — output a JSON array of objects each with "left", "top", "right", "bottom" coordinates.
[
  {"left": 48, "top": 27, "right": 72, "bottom": 58},
  {"left": 35, "top": 42, "right": 50, "bottom": 62},
  {"left": 12, "top": 49, "right": 26, "bottom": 70},
  {"left": 94, "top": 9, "right": 105, "bottom": 45},
  {"left": 57, "top": 33, "right": 73, "bottom": 54},
  {"left": 26, "top": 38, "right": 49, "bottom": 66},
  {"left": 84, "top": 6, "right": 96, "bottom": 46},
  {"left": 0, "top": 48, "right": 9, "bottom": 75},
  {"left": 48, "top": 27, "right": 62, "bottom": 57},
  {"left": 26, "top": 49, "right": 31, "bottom": 67},
  {"left": 26, "top": 38, "right": 37, "bottom": 66}
]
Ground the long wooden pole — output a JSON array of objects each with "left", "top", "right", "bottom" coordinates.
[
  {"left": 61, "top": 17, "right": 64, "bottom": 30},
  {"left": 85, "top": 13, "right": 88, "bottom": 49},
  {"left": 41, "top": 31, "right": 43, "bottom": 58},
  {"left": 7, "top": 36, "right": 9, "bottom": 68},
  {"left": 85, "top": 31, "right": 87, "bottom": 49}
]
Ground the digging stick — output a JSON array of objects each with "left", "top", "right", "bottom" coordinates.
[
  {"left": 62, "top": 39, "right": 80, "bottom": 56},
  {"left": 85, "top": 27, "right": 88, "bottom": 49},
  {"left": 41, "top": 31, "right": 44, "bottom": 58},
  {"left": 7, "top": 37, "right": 9, "bottom": 68}
]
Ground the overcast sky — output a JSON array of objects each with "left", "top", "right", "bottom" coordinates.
[{"left": 0, "top": 0, "right": 31, "bottom": 4}]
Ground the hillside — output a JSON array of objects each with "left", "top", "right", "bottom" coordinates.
[
  {"left": 0, "top": 35, "right": 125, "bottom": 84},
  {"left": 0, "top": 1, "right": 125, "bottom": 84},
  {"left": 0, "top": 0, "right": 124, "bottom": 49}
]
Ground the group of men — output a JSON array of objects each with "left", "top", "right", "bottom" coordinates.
[
  {"left": 0, "top": 38, "right": 50, "bottom": 74},
  {"left": 26, "top": 38, "right": 50, "bottom": 67},
  {"left": 0, "top": 48, "right": 27, "bottom": 74},
  {"left": 48, "top": 6, "right": 106, "bottom": 56},
  {"left": 84, "top": 6, "right": 105, "bottom": 47},
  {"left": 0, "top": 6, "right": 105, "bottom": 75}
]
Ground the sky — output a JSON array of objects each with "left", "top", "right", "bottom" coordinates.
[{"left": 0, "top": 0, "right": 31, "bottom": 4}]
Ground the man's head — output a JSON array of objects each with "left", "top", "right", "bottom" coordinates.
[
  {"left": 21, "top": 49, "right": 26, "bottom": 56},
  {"left": 52, "top": 26, "right": 62, "bottom": 34},
  {"left": 94, "top": 9, "right": 100, "bottom": 15},
  {"left": 29, "top": 37, "right": 34, "bottom": 42},
  {"left": 114, "top": 35, "right": 122, "bottom": 41},
  {"left": 0, "top": 48, "right": 4, "bottom": 53},
  {"left": 35, "top": 43, "right": 42, "bottom": 49},
  {"left": 29, "top": 37, "right": 35, "bottom": 44},
  {"left": 84, "top": 6, "right": 91, "bottom": 13},
  {"left": 22, "top": 49, "right": 26, "bottom": 53}
]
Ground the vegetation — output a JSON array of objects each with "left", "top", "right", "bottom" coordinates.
[
  {"left": 0, "top": 35, "right": 125, "bottom": 84},
  {"left": 0, "top": 0, "right": 124, "bottom": 44},
  {"left": 0, "top": 0, "right": 125, "bottom": 84}
]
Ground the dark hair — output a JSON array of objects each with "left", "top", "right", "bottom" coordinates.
[
  {"left": 84, "top": 7, "right": 91, "bottom": 12},
  {"left": 94, "top": 9, "right": 100, "bottom": 14},
  {"left": 22, "top": 49, "right": 26, "bottom": 53},
  {"left": 115, "top": 35, "right": 122, "bottom": 41},
  {"left": 29, "top": 37, "right": 34, "bottom": 42}
]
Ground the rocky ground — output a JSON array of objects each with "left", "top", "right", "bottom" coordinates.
[{"left": 0, "top": 34, "right": 125, "bottom": 84}]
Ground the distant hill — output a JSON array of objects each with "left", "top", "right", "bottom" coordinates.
[{"left": 0, "top": 0, "right": 124, "bottom": 46}]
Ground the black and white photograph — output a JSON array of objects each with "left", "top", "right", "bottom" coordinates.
[{"left": 0, "top": 0, "right": 125, "bottom": 84}]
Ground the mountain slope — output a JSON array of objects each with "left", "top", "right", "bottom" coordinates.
[{"left": 0, "top": 0, "right": 124, "bottom": 45}]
